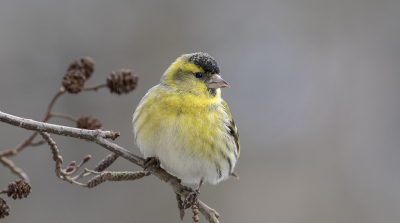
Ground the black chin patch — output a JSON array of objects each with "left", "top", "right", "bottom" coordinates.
[
  {"left": 187, "top": 52, "right": 220, "bottom": 74},
  {"left": 208, "top": 88, "right": 217, "bottom": 97}
]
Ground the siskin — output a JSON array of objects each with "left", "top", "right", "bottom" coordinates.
[{"left": 133, "top": 52, "right": 240, "bottom": 202}]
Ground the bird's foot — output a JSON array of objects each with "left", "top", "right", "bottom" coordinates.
[
  {"left": 181, "top": 186, "right": 201, "bottom": 209},
  {"left": 143, "top": 157, "right": 160, "bottom": 170}
]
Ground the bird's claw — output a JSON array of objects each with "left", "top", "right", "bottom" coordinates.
[
  {"left": 143, "top": 157, "right": 160, "bottom": 170},
  {"left": 182, "top": 188, "right": 200, "bottom": 208}
]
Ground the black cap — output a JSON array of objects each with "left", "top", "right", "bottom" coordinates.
[{"left": 187, "top": 52, "right": 220, "bottom": 74}]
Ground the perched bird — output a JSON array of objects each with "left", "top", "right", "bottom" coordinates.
[{"left": 132, "top": 52, "right": 240, "bottom": 203}]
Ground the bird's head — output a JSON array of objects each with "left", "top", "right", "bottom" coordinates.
[{"left": 161, "top": 52, "right": 229, "bottom": 98}]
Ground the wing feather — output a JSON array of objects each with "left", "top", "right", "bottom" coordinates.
[{"left": 221, "top": 100, "right": 240, "bottom": 156}]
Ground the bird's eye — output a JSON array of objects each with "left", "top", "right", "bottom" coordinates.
[{"left": 195, "top": 72, "right": 203, "bottom": 78}]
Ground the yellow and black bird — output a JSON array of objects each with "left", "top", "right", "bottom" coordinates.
[{"left": 133, "top": 52, "right": 240, "bottom": 202}]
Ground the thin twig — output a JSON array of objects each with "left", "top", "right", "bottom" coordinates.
[
  {"left": 0, "top": 157, "right": 29, "bottom": 182},
  {"left": 65, "top": 155, "right": 91, "bottom": 176},
  {"left": 39, "top": 132, "right": 87, "bottom": 187},
  {"left": 50, "top": 113, "right": 78, "bottom": 122},
  {"left": 0, "top": 87, "right": 66, "bottom": 158},
  {"left": 28, "top": 140, "right": 46, "bottom": 146},
  {"left": 0, "top": 133, "right": 38, "bottom": 157},
  {"left": 44, "top": 87, "right": 66, "bottom": 121},
  {"left": 72, "top": 168, "right": 96, "bottom": 180},
  {"left": 0, "top": 111, "right": 220, "bottom": 223},
  {"left": 84, "top": 83, "right": 107, "bottom": 91}
]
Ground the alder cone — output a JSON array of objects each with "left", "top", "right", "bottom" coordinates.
[
  {"left": 62, "top": 69, "right": 86, "bottom": 94},
  {"left": 76, "top": 116, "right": 103, "bottom": 130},
  {"left": 107, "top": 69, "right": 138, "bottom": 95},
  {"left": 0, "top": 197, "right": 10, "bottom": 218},
  {"left": 6, "top": 180, "right": 32, "bottom": 200}
]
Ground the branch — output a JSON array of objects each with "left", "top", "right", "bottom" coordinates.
[
  {"left": 0, "top": 88, "right": 66, "bottom": 158},
  {"left": 0, "top": 111, "right": 220, "bottom": 222},
  {"left": 0, "top": 157, "right": 29, "bottom": 183},
  {"left": 28, "top": 140, "right": 46, "bottom": 147},
  {"left": 39, "top": 131, "right": 92, "bottom": 187},
  {"left": 49, "top": 113, "right": 78, "bottom": 122},
  {"left": 0, "top": 112, "right": 120, "bottom": 141},
  {"left": 44, "top": 87, "right": 66, "bottom": 121},
  {"left": 0, "top": 136, "right": 35, "bottom": 157}
]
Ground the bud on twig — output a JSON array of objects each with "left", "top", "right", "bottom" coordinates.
[
  {"left": 68, "top": 161, "right": 76, "bottom": 167},
  {"left": 65, "top": 166, "right": 75, "bottom": 173},
  {"left": 83, "top": 155, "right": 91, "bottom": 163}
]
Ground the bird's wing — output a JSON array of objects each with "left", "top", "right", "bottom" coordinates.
[{"left": 221, "top": 100, "right": 240, "bottom": 156}]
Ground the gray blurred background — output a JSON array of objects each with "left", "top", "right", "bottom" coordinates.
[{"left": 0, "top": 0, "right": 399, "bottom": 222}]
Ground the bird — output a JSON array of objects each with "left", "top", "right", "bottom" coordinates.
[{"left": 132, "top": 52, "right": 240, "bottom": 204}]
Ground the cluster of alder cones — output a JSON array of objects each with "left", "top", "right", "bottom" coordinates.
[
  {"left": 62, "top": 57, "right": 138, "bottom": 95},
  {"left": 0, "top": 180, "right": 32, "bottom": 218},
  {"left": 62, "top": 57, "right": 139, "bottom": 130},
  {"left": 1, "top": 56, "right": 139, "bottom": 219}
]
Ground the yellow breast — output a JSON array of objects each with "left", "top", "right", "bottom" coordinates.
[
  {"left": 133, "top": 85, "right": 229, "bottom": 157},
  {"left": 133, "top": 84, "right": 238, "bottom": 185}
]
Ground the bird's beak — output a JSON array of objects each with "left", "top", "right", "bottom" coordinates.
[{"left": 206, "top": 74, "right": 230, "bottom": 89}]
